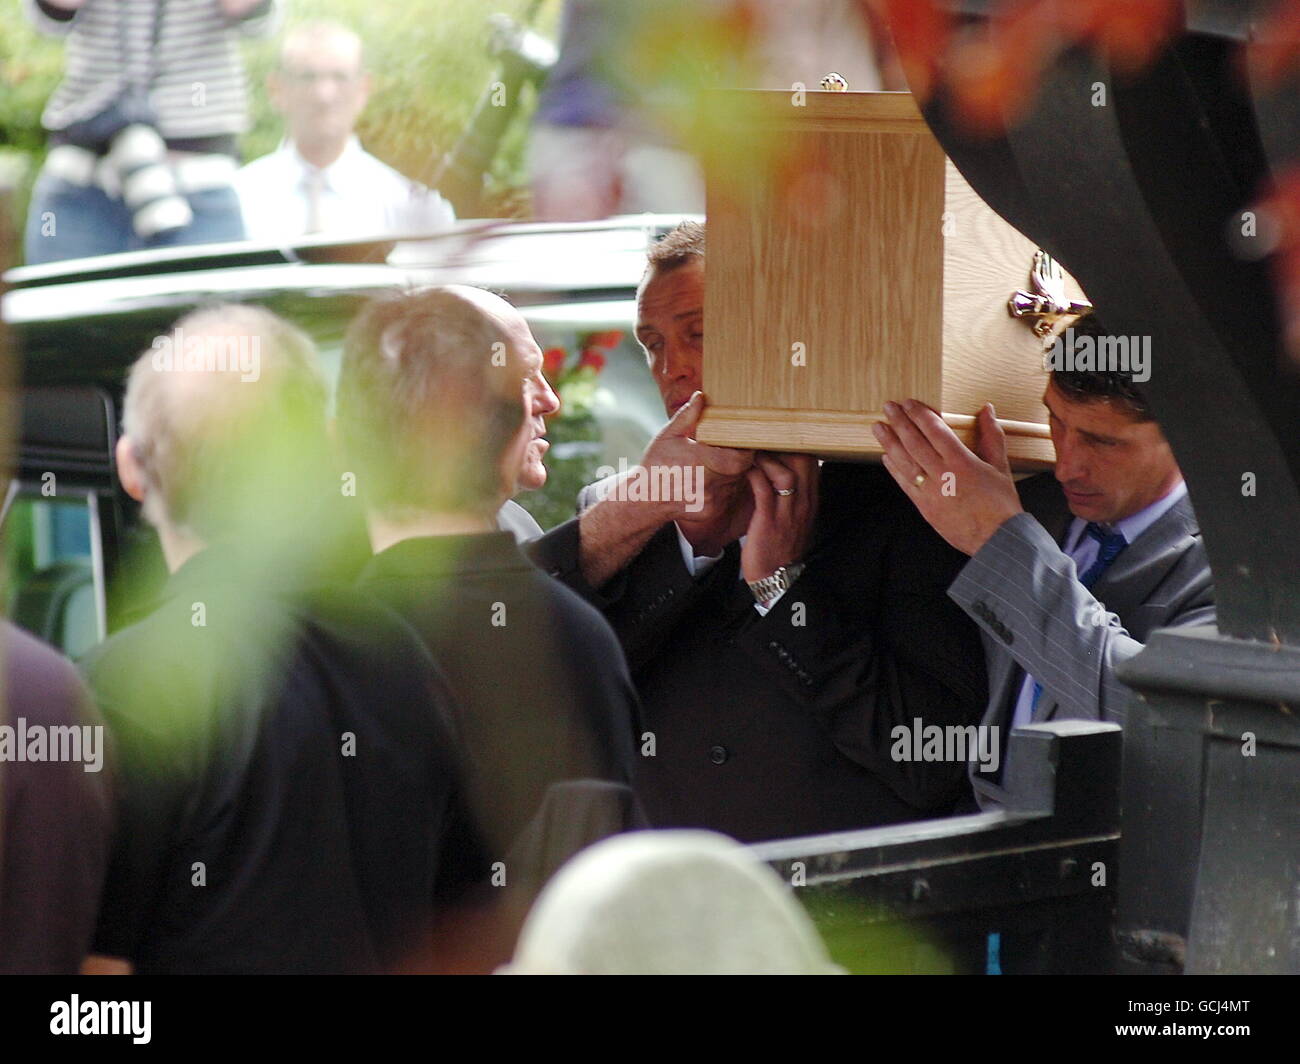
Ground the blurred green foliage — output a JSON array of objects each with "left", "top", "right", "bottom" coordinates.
[
  {"left": 0, "top": 0, "right": 559, "bottom": 227},
  {"left": 799, "top": 890, "right": 960, "bottom": 975}
]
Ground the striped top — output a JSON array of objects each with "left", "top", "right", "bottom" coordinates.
[{"left": 24, "top": 0, "right": 279, "bottom": 142}]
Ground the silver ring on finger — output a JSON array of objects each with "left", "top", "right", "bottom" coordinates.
[{"left": 775, "top": 487, "right": 796, "bottom": 497}]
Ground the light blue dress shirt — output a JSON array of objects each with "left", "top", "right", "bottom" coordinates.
[{"left": 1009, "top": 479, "right": 1188, "bottom": 728}]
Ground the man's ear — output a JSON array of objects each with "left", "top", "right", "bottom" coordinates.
[{"left": 115, "top": 436, "right": 147, "bottom": 504}]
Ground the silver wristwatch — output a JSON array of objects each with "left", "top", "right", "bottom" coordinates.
[{"left": 747, "top": 561, "right": 805, "bottom": 605}]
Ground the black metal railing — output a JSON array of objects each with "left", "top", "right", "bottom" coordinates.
[{"left": 750, "top": 722, "right": 1121, "bottom": 974}]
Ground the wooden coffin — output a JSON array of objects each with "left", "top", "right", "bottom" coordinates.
[{"left": 696, "top": 90, "right": 1090, "bottom": 469}]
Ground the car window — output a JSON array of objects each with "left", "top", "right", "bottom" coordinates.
[{"left": 5, "top": 488, "right": 105, "bottom": 659}]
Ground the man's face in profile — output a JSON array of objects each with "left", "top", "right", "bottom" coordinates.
[
  {"left": 271, "top": 32, "right": 370, "bottom": 149},
  {"left": 1045, "top": 380, "right": 1181, "bottom": 525},
  {"left": 504, "top": 318, "right": 562, "bottom": 494},
  {"left": 635, "top": 259, "right": 704, "bottom": 418},
  {"left": 460, "top": 291, "right": 560, "bottom": 496}
]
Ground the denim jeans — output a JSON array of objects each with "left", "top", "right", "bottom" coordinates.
[{"left": 23, "top": 169, "right": 246, "bottom": 266}]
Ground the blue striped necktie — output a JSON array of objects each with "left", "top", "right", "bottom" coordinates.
[
  {"left": 1078, "top": 522, "right": 1129, "bottom": 589},
  {"left": 1029, "top": 523, "right": 1128, "bottom": 711}
]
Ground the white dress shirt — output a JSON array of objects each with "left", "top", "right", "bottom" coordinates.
[
  {"left": 1010, "top": 479, "right": 1189, "bottom": 727},
  {"left": 674, "top": 525, "right": 786, "bottom": 616},
  {"left": 235, "top": 136, "right": 456, "bottom": 243}
]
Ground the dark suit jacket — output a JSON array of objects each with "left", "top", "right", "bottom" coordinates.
[
  {"left": 357, "top": 532, "right": 641, "bottom": 859},
  {"left": 948, "top": 474, "right": 1215, "bottom": 809},
  {"left": 528, "top": 463, "right": 988, "bottom": 842}
]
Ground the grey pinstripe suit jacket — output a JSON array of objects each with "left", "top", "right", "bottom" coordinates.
[{"left": 947, "top": 474, "right": 1215, "bottom": 809}]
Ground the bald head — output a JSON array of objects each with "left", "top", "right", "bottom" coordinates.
[
  {"left": 445, "top": 286, "right": 561, "bottom": 492},
  {"left": 119, "top": 305, "right": 327, "bottom": 558},
  {"left": 337, "top": 285, "right": 560, "bottom": 520}
]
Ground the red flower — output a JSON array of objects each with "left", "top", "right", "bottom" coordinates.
[
  {"left": 578, "top": 348, "right": 607, "bottom": 372},
  {"left": 586, "top": 330, "right": 624, "bottom": 349},
  {"left": 542, "top": 346, "right": 567, "bottom": 377}
]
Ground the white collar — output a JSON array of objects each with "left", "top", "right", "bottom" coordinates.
[{"left": 285, "top": 135, "right": 364, "bottom": 182}]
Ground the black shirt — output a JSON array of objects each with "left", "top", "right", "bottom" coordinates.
[
  {"left": 357, "top": 532, "right": 640, "bottom": 859},
  {"left": 81, "top": 547, "right": 482, "bottom": 974}
]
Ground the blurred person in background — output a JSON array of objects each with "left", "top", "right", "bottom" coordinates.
[
  {"left": 81, "top": 305, "right": 489, "bottom": 973},
  {"left": 529, "top": 0, "right": 899, "bottom": 222},
  {"left": 338, "top": 285, "right": 643, "bottom": 880},
  {"left": 746, "top": 0, "right": 902, "bottom": 92},
  {"left": 0, "top": 622, "right": 112, "bottom": 973},
  {"left": 22, "top": 0, "right": 277, "bottom": 265},
  {"left": 235, "top": 20, "right": 456, "bottom": 242},
  {"left": 529, "top": 0, "right": 706, "bottom": 220}
]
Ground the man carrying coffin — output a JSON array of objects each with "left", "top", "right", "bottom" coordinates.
[
  {"left": 873, "top": 314, "right": 1215, "bottom": 811},
  {"left": 528, "top": 221, "right": 988, "bottom": 841}
]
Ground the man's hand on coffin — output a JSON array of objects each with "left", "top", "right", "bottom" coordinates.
[
  {"left": 873, "top": 400, "right": 1023, "bottom": 556},
  {"left": 645, "top": 389, "right": 755, "bottom": 520},
  {"left": 741, "top": 453, "right": 820, "bottom": 583},
  {"left": 574, "top": 390, "right": 756, "bottom": 584}
]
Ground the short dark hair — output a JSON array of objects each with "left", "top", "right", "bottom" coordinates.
[
  {"left": 647, "top": 220, "right": 705, "bottom": 273},
  {"left": 1049, "top": 314, "right": 1154, "bottom": 421},
  {"left": 337, "top": 287, "right": 523, "bottom": 517}
]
